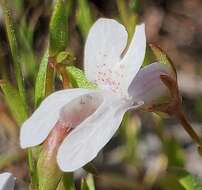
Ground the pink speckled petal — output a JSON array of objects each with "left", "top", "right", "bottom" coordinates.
[{"left": 84, "top": 18, "right": 128, "bottom": 85}]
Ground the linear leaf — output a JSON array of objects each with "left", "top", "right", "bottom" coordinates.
[
  {"left": 81, "top": 179, "right": 90, "bottom": 190},
  {"left": 18, "top": 17, "right": 36, "bottom": 78},
  {"left": 49, "top": 0, "right": 70, "bottom": 56},
  {"left": 86, "top": 174, "right": 95, "bottom": 190},
  {"left": 170, "top": 168, "right": 202, "bottom": 190},
  {"left": 61, "top": 173, "right": 76, "bottom": 190},
  {"left": 35, "top": 49, "right": 49, "bottom": 107},
  {"left": 130, "top": 0, "right": 141, "bottom": 13},
  {"left": 2, "top": 0, "right": 27, "bottom": 105},
  {"left": 0, "top": 82, "right": 28, "bottom": 125},
  {"left": 76, "top": 0, "right": 93, "bottom": 39}
]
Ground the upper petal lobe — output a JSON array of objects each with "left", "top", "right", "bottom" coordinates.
[
  {"left": 117, "top": 24, "right": 147, "bottom": 94},
  {"left": 84, "top": 18, "right": 128, "bottom": 84}
]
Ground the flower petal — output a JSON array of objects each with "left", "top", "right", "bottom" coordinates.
[
  {"left": 0, "top": 173, "right": 15, "bottom": 190},
  {"left": 57, "top": 91, "right": 142, "bottom": 171},
  {"left": 128, "top": 62, "right": 172, "bottom": 105},
  {"left": 117, "top": 24, "right": 146, "bottom": 94},
  {"left": 84, "top": 18, "right": 128, "bottom": 84},
  {"left": 20, "top": 88, "right": 93, "bottom": 148}
]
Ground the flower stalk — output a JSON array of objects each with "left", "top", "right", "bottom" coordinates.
[{"left": 37, "top": 122, "right": 71, "bottom": 190}]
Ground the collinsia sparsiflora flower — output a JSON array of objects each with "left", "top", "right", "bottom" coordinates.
[
  {"left": 20, "top": 18, "right": 174, "bottom": 171},
  {"left": 0, "top": 173, "right": 15, "bottom": 190}
]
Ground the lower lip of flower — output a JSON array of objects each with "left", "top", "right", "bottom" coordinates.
[{"left": 44, "top": 92, "right": 104, "bottom": 155}]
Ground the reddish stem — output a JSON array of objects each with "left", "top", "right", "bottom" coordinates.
[{"left": 175, "top": 110, "right": 202, "bottom": 146}]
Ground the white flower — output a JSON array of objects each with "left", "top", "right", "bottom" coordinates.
[
  {"left": 20, "top": 18, "right": 172, "bottom": 171},
  {"left": 0, "top": 173, "right": 15, "bottom": 190}
]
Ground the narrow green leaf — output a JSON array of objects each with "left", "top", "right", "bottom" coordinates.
[
  {"left": 49, "top": 0, "right": 70, "bottom": 56},
  {"left": 116, "top": 0, "right": 129, "bottom": 29},
  {"left": 2, "top": 0, "right": 27, "bottom": 105},
  {"left": 116, "top": 0, "right": 137, "bottom": 40},
  {"left": 81, "top": 175, "right": 95, "bottom": 190},
  {"left": 62, "top": 173, "right": 76, "bottom": 190},
  {"left": 76, "top": 0, "right": 93, "bottom": 39},
  {"left": 170, "top": 168, "right": 202, "bottom": 190},
  {"left": 0, "top": 82, "right": 28, "bottom": 125},
  {"left": 130, "top": 0, "right": 141, "bottom": 13},
  {"left": 66, "top": 66, "right": 96, "bottom": 89},
  {"left": 13, "top": 0, "right": 24, "bottom": 16},
  {"left": 27, "top": 149, "right": 38, "bottom": 190},
  {"left": 86, "top": 174, "right": 95, "bottom": 190},
  {"left": 18, "top": 17, "right": 36, "bottom": 78},
  {"left": 35, "top": 49, "right": 49, "bottom": 107},
  {"left": 81, "top": 179, "right": 90, "bottom": 190}
]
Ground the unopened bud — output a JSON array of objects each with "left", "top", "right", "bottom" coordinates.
[{"left": 129, "top": 62, "right": 173, "bottom": 108}]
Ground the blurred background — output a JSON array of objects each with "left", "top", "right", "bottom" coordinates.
[{"left": 0, "top": 0, "right": 202, "bottom": 189}]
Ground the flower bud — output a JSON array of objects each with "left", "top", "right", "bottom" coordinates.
[{"left": 128, "top": 62, "right": 175, "bottom": 111}]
